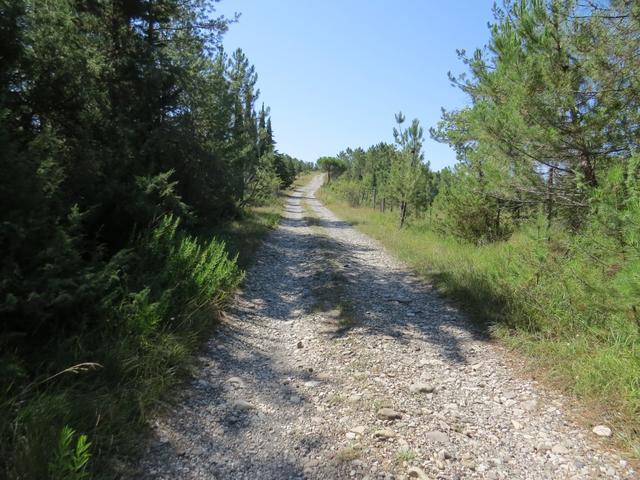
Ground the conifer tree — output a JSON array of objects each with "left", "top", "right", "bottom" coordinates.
[{"left": 389, "top": 112, "right": 429, "bottom": 228}]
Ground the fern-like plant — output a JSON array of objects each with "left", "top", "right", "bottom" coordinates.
[{"left": 48, "top": 425, "right": 91, "bottom": 480}]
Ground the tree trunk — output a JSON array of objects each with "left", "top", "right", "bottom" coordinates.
[
  {"left": 546, "top": 167, "right": 554, "bottom": 241},
  {"left": 399, "top": 201, "right": 407, "bottom": 228},
  {"left": 580, "top": 151, "right": 597, "bottom": 188},
  {"left": 372, "top": 188, "right": 377, "bottom": 209}
]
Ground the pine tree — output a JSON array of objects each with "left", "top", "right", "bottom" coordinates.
[
  {"left": 389, "top": 112, "right": 429, "bottom": 228},
  {"left": 266, "top": 117, "right": 275, "bottom": 149}
]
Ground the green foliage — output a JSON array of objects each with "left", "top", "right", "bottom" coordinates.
[
  {"left": 1, "top": 212, "right": 244, "bottom": 479},
  {"left": 134, "top": 170, "right": 193, "bottom": 223},
  {"left": 48, "top": 426, "right": 91, "bottom": 480},
  {"left": 432, "top": 162, "right": 515, "bottom": 243},
  {"left": 204, "top": 203, "right": 283, "bottom": 270},
  {"left": 140, "top": 215, "right": 242, "bottom": 313},
  {"left": 273, "top": 153, "right": 312, "bottom": 190},
  {"left": 432, "top": 0, "right": 640, "bottom": 239},
  {"left": 246, "top": 152, "right": 282, "bottom": 204},
  {"left": 328, "top": 179, "right": 367, "bottom": 208},
  {"left": 317, "top": 156, "right": 347, "bottom": 184},
  {"left": 389, "top": 112, "right": 431, "bottom": 227}
]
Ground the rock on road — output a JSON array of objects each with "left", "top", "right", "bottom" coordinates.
[{"left": 136, "top": 175, "right": 635, "bottom": 479}]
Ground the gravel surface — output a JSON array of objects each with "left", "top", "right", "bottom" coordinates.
[{"left": 136, "top": 175, "right": 636, "bottom": 479}]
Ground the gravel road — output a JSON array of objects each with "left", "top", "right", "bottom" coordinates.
[{"left": 137, "top": 174, "right": 636, "bottom": 479}]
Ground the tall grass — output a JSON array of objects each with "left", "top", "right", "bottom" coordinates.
[{"left": 319, "top": 187, "right": 640, "bottom": 456}]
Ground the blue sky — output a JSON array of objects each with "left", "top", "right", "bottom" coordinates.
[{"left": 217, "top": 1, "right": 495, "bottom": 171}]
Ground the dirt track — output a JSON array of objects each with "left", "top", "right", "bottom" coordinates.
[{"left": 137, "top": 175, "right": 635, "bottom": 480}]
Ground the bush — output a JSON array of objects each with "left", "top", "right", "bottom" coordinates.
[{"left": 0, "top": 216, "right": 242, "bottom": 479}]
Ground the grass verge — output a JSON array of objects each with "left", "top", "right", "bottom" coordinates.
[{"left": 318, "top": 187, "right": 640, "bottom": 459}]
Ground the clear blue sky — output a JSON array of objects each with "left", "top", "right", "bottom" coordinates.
[{"left": 217, "top": 1, "right": 495, "bottom": 171}]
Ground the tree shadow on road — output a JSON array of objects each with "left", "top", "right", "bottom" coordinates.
[
  {"left": 138, "top": 183, "right": 495, "bottom": 479},
  {"left": 243, "top": 196, "right": 491, "bottom": 367}
]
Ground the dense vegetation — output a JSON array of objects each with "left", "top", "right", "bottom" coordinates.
[
  {"left": 320, "top": 0, "right": 640, "bottom": 452},
  {"left": 0, "top": 0, "right": 311, "bottom": 478}
]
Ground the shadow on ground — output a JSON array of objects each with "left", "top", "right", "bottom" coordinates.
[{"left": 138, "top": 180, "right": 494, "bottom": 479}]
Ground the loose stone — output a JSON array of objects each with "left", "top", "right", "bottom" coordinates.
[
  {"left": 592, "top": 425, "right": 612, "bottom": 437},
  {"left": 226, "top": 377, "right": 245, "bottom": 388},
  {"left": 552, "top": 444, "right": 570, "bottom": 455},
  {"left": 409, "top": 382, "right": 435, "bottom": 394},
  {"left": 407, "top": 466, "right": 428, "bottom": 479},
  {"left": 377, "top": 407, "right": 402, "bottom": 420},
  {"left": 231, "top": 399, "right": 255, "bottom": 411},
  {"left": 425, "top": 431, "right": 449, "bottom": 443},
  {"left": 373, "top": 429, "right": 396, "bottom": 440}
]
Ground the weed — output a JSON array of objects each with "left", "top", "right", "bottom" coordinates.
[
  {"left": 327, "top": 393, "right": 347, "bottom": 406},
  {"left": 395, "top": 448, "right": 417, "bottom": 464}
]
